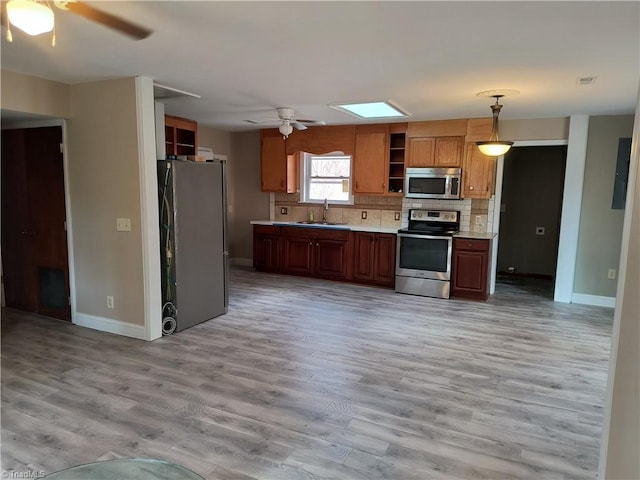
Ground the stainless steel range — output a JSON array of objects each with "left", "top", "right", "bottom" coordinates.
[{"left": 395, "top": 209, "right": 460, "bottom": 299}]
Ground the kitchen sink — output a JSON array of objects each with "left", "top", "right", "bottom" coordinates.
[{"left": 296, "top": 221, "right": 347, "bottom": 226}]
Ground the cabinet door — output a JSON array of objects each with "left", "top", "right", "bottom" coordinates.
[
  {"left": 452, "top": 250, "right": 487, "bottom": 294},
  {"left": 462, "top": 143, "right": 496, "bottom": 199},
  {"left": 282, "top": 237, "right": 314, "bottom": 274},
  {"left": 315, "top": 239, "right": 348, "bottom": 279},
  {"left": 352, "top": 232, "right": 376, "bottom": 281},
  {"left": 353, "top": 131, "right": 387, "bottom": 194},
  {"left": 261, "top": 135, "right": 287, "bottom": 192},
  {"left": 374, "top": 234, "right": 397, "bottom": 285},
  {"left": 434, "top": 136, "right": 464, "bottom": 167},
  {"left": 407, "top": 137, "right": 435, "bottom": 167},
  {"left": 253, "top": 235, "right": 279, "bottom": 271}
]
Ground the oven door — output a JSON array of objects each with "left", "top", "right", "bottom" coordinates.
[{"left": 396, "top": 233, "right": 453, "bottom": 280}]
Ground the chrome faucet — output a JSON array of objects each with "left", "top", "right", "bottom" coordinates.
[{"left": 323, "top": 198, "right": 329, "bottom": 222}]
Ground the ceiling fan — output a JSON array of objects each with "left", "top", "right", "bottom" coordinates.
[
  {"left": 2, "top": 0, "right": 152, "bottom": 43},
  {"left": 245, "top": 107, "right": 326, "bottom": 138}
]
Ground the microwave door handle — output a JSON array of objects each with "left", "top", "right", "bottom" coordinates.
[{"left": 445, "top": 176, "right": 451, "bottom": 196}]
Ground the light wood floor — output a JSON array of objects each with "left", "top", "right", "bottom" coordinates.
[{"left": 1, "top": 267, "right": 613, "bottom": 479}]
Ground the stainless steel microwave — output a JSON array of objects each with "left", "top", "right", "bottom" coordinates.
[{"left": 404, "top": 167, "right": 462, "bottom": 199}]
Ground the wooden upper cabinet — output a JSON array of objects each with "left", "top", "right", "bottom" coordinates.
[
  {"left": 286, "top": 125, "right": 355, "bottom": 156},
  {"left": 465, "top": 118, "right": 494, "bottom": 143},
  {"left": 407, "top": 119, "right": 468, "bottom": 138},
  {"left": 433, "top": 136, "right": 464, "bottom": 167},
  {"left": 261, "top": 130, "right": 297, "bottom": 192},
  {"left": 407, "top": 137, "right": 435, "bottom": 167},
  {"left": 353, "top": 124, "right": 388, "bottom": 194},
  {"left": 165, "top": 114, "right": 198, "bottom": 157},
  {"left": 406, "top": 120, "right": 466, "bottom": 168},
  {"left": 462, "top": 143, "right": 496, "bottom": 199},
  {"left": 407, "top": 136, "right": 463, "bottom": 167}
]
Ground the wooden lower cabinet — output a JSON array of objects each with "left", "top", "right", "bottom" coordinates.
[
  {"left": 253, "top": 225, "right": 281, "bottom": 272},
  {"left": 281, "top": 227, "right": 350, "bottom": 280},
  {"left": 451, "top": 238, "right": 491, "bottom": 300},
  {"left": 352, "top": 232, "right": 396, "bottom": 287},
  {"left": 253, "top": 226, "right": 397, "bottom": 287}
]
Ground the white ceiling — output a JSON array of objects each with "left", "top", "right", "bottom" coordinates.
[{"left": 1, "top": 1, "right": 639, "bottom": 131}]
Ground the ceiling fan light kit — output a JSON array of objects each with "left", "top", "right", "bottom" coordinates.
[
  {"left": 476, "top": 89, "right": 519, "bottom": 157},
  {"left": 6, "top": 0, "right": 54, "bottom": 36},
  {"left": 279, "top": 121, "right": 294, "bottom": 139},
  {"left": 4, "top": 0, "right": 152, "bottom": 44}
]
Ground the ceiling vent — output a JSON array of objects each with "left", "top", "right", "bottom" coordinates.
[{"left": 577, "top": 76, "right": 597, "bottom": 85}]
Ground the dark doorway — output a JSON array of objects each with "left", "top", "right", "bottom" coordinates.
[
  {"left": 496, "top": 146, "right": 567, "bottom": 299},
  {"left": 1, "top": 126, "right": 71, "bottom": 321}
]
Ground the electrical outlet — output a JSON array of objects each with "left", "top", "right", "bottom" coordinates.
[
  {"left": 608, "top": 269, "right": 616, "bottom": 280},
  {"left": 361, "top": 211, "right": 367, "bottom": 220},
  {"left": 475, "top": 215, "right": 482, "bottom": 225},
  {"left": 394, "top": 212, "right": 401, "bottom": 221},
  {"left": 280, "top": 207, "right": 288, "bottom": 215},
  {"left": 107, "top": 296, "right": 114, "bottom": 309},
  {"left": 116, "top": 218, "right": 131, "bottom": 232}
]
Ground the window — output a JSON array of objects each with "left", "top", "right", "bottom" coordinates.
[{"left": 300, "top": 152, "right": 353, "bottom": 204}]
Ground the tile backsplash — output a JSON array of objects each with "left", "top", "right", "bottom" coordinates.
[
  {"left": 272, "top": 192, "right": 403, "bottom": 228},
  {"left": 400, "top": 197, "right": 496, "bottom": 233},
  {"left": 271, "top": 192, "right": 496, "bottom": 232}
]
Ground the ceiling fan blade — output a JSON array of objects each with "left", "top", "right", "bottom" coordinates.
[
  {"left": 65, "top": 1, "right": 152, "bottom": 40},
  {"left": 296, "top": 119, "right": 326, "bottom": 126},
  {"left": 292, "top": 122, "right": 308, "bottom": 131}
]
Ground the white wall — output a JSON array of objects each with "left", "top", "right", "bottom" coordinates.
[
  {"left": 1, "top": 69, "right": 71, "bottom": 118},
  {"left": 66, "top": 78, "right": 148, "bottom": 337},
  {"left": 574, "top": 115, "right": 634, "bottom": 298},
  {"left": 599, "top": 98, "right": 640, "bottom": 480}
]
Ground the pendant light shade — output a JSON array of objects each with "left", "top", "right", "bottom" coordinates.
[
  {"left": 476, "top": 94, "right": 513, "bottom": 157},
  {"left": 6, "top": 0, "right": 54, "bottom": 36},
  {"left": 476, "top": 140, "right": 513, "bottom": 157}
]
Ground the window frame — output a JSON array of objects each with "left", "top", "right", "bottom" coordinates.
[{"left": 299, "top": 151, "right": 354, "bottom": 205}]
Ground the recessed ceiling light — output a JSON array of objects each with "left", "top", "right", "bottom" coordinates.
[
  {"left": 330, "top": 101, "right": 410, "bottom": 119},
  {"left": 577, "top": 76, "right": 597, "bottom": 85}
]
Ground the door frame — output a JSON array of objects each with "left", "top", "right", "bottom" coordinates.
[
  {"left": 490, "top": 129, "right": 583, "bottom": 302},
  {"left": 0, "top": 118, "right": 76, "bottom": 321}
]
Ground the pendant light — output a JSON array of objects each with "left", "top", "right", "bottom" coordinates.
[
  {"left": 6, "top": 0, "right": 55, "bottom": 37},
  {"left": 476, "top": 90, "right": 517, "bottom": 157}
]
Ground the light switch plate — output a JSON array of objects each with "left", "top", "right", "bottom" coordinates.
[{"left": 116, "top": 218, "right": 131, "bottom": 232}]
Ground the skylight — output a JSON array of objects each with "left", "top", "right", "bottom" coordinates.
[{"left": 331, "top": 101, "right": 410, "bottom": 119}]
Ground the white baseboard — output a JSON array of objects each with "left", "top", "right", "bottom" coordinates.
[
  {"left": 231, "top": 257, "right": 253, "bottom": 267},
  {"left": 571, "top": 293, "right": 616, "bottom": 308},
  {"left": 74, "top": 312, "right": 147, "bottom": 340}
]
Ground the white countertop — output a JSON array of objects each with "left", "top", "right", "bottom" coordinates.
[
  {"left": 251, "top": 221, "right": 497, "bottom": 238},
  {"left": 250, "top": 220, "right": 400, "bottom": 234},
  {"left": 453, "top": 231, "right": 497, "bottom": 240}
]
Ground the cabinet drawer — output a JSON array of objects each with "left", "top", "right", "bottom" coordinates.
[
  {"left": 316, "top": 229, "right": 350, "bottom": 241},
  {"left": 454, "top": 238, "right": 490, "bottom": 252},
  {"left": 254, "top": 225, "right": 281, "bottom": 235},
  {"left": 282, "top": 226, "right": 349, "bottom": 241}
]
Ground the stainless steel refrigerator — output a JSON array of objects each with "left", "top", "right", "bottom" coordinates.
[{"left": 158, "top": 159, "right": 228, "bottom": 333}]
